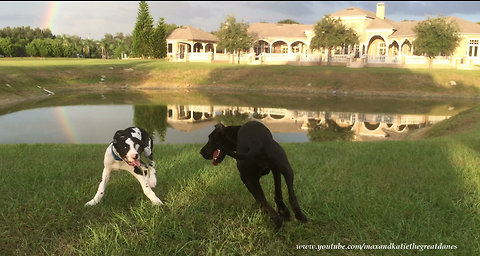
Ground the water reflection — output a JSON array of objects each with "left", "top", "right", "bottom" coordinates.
[
  {"left": 166, "top": 105, "right": 450, "bottom": 142},
  {"left": 0, "top": 104, "right": 451, "bottom": 144}
]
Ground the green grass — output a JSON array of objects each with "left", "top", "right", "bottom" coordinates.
[
  {"left": 2, "top": 107, "right": 480, "bottom": 255},
  {"left": 2, "top": 58, "right": 480, "bottom": 255},
  {"left": 1, "top": 58, "right": 480, "bottom": 101}
]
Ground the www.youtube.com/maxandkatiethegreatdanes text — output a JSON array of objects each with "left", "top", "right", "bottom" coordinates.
[{"left": 296, "top": 242, "right": 457, "bottom": 252}]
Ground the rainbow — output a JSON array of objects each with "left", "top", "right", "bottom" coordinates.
[
  {"left": 42, "top": 1, "right": 60, "bottom": 31},
  {"left": 53, "top": 107, "right": 80, "bottom": 144}
]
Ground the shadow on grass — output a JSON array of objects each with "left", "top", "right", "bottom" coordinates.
[{"left": 198, "top": 64, "right": 480, "bottom": 97}]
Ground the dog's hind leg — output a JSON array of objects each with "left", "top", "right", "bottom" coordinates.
[
  {"left": 129, "top": 168, "right": 163, "bottom": 205},
  {"left": 282, "top": 167, "right": 308, "bottom": 223},
  {"left": 267, "top": 144, "right": 308, "bottom": 223},
  {"left": 273, "top": 170, "right": 291, "bottom": 221},
  {"left": 240, "top": 174, "right": 283, "bottom": 229},
  {"left": 85, "top": 167, "right": 112, "bottom": 206}
]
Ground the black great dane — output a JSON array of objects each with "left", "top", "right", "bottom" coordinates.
[{"left": 200, "top": 121, "right": 307, "bottom": 228}]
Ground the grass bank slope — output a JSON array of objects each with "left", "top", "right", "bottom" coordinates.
[{"left": 1, "top": 58, "right": 480, "bottom": 106}]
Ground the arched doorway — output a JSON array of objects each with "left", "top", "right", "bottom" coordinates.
[
  {"left": 193, "top": 43, "right": 203, "bottom": 53},
  {"left": 205, "top": 43, "right": 214, "bottom": 52},
  {"left": 367, "top": 36, "right": 386, "bottom": 56},
  {"left": 178, "top": 43, "right": 191, "bottom": 59},
  {"left": 291, "top": 41, "right": 307, "bottom": 54},
  {"left": 272, "top": 41, "right": 288, "bottom": 54},
  {"left": 253, "top": 40, "right": 270, "bottom": 55},
  {"left": 388, "top": 41, "right": 399, "bottom": 56},
  {"left": 401, "top": 40, "right": 412, "bottom": 55}
]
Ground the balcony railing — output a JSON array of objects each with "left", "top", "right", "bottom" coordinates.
[{"left": 171, "top": 52, "right": 477, "bottom": 69}]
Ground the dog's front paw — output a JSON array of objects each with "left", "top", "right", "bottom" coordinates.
[
  {"left": 85, "top": 200, "right": 97, "bottom": 206},
  {"left": 296, "top": 212, "right": 308, "bottom": 223},
  {"left": 151, "top": 197, "right": 164, "bottom": 206},
  {"left": 272, "top": 215, "right": 284, "bottom": 230}
]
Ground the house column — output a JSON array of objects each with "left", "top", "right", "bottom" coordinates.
[
  {"left": 202, "top": 43, "right": 207, "bottom": 53},
  {"left": 185, "top": 44, "right": 190, "bottom": 62}
]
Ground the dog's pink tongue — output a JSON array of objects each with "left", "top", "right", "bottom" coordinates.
[
  {"left": 134, "top": 160, "right": 141, "bottom": 167},
  {"left": 212, "top": 149, "right": 221, "bottom": 166}
]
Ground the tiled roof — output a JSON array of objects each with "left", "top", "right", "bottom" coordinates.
[
  {"left": 167, "top": 26, "right": 218, "bottom": 42},
  {"left": 389, "top": 17, "right": 480, "bottom": 38},
  {"left": 366, "top": 17, "right": 397, "bottom": 30},
  {"left": 330, "top": 6, "right": 377, "bottom": 19},
  {"left": 447, "top": 17, "right": 480, "bottom": 34},
  {"left": 389, "top": 21, "right": 418, "bottom": 38},
  {"left": 248, "top": 22, "right": 313, "bottom": 40}
]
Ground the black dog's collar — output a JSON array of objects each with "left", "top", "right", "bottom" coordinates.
[{"left": 111, "top": 144, "right": 123, "bottom": 161}]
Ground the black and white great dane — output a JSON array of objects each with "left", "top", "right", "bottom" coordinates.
[
  {"left": 200, "top": 121, "right": 307, "bottom": 229},
  {"left": 85, "top": 127, "right": 163, "bottom": 206}
]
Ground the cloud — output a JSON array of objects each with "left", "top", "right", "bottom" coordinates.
[
  {"left": 0, "top": 1, "right": 479, "bottom": 40},
  {"left": 355, "top": 1, "right": 480, "bottom": 21},
  {"left": 0, "top": 2, "right": 44, "bottom": 27}
]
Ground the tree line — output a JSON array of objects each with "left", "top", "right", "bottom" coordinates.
[
  {"left": 0, "top": 1, "right": 176, "bottom": 59},
  {"left": 0, "top": 26, "right": 133, "bottom": 58}
]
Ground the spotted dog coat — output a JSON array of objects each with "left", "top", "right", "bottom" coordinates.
[{"left": 85, "top": 127, "right": 163, "bottom": 206}]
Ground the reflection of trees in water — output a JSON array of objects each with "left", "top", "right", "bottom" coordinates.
[
  {"left": 215, "top": 109, "right": 250, "bottom": 126},
  {"left": 133, "top": 105, "right": 168, "bottom": 142},
  {"left": 307, "top": 119, "right": 354, "bottom": 142}
]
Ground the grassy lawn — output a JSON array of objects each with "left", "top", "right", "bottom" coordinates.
[
  {"left": 2, "top": 58, "right": 480, "bottom": 255},
  {"left": 2, "top": 107, "right": 480, "bottom": 255}
]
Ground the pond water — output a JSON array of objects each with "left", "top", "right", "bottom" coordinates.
[{"left": 0, "top": 90, "right": 477, "bottom": 144}]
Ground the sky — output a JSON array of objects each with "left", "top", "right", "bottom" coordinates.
[{"left": 0, "top": 1, "right": 479, "bottom": 40}]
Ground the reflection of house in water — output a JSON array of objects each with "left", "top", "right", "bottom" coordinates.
[{"left": 167, "top": 105, "right": 450, "bottom": 140}]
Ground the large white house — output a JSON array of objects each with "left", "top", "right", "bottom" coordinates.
[{"left": 166, "top": 2, "right": 480, "bottom": 69}]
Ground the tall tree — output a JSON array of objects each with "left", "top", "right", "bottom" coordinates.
[
  {"left": 151, "top": 18, "right": 168, "bottom": 58},
  {"left": 413, "top": 16, "right": 460, "bottom": 69},
  {"left": 310, "top": 15, "right": 359, "bottom": 64},
  {"left": 216, "top": 16, "right": 253, "bottom": 64},
  {"left": 132, "top": 1, "right": 154, "bottom": 58}
]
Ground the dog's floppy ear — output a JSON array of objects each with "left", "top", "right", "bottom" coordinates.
[
  {"left": 214, "top": 122, "right": 225, "bottom": 131},
  {"left": 113, "top": 130, "right": 124, "bottom": 143}
]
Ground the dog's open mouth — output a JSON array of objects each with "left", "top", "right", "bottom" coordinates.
[
  {"left": 126, "top": 159, "right": 141, "bottom": 167},
  {"left": 212, "top": 149, "right": 221, "bottom": 166}
]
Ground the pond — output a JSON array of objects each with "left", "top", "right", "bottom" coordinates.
[{"left": 0, "top": 89, "right": 477, "bottom": 144}]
